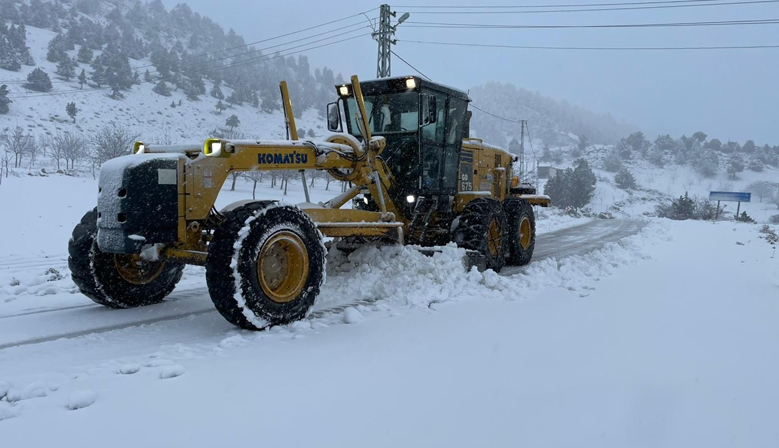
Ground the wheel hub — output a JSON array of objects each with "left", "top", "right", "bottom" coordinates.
[
  {"left": 520, "top": 217, "right": 532, "bottom": 249},
  {"left": 113, "top": 254, "right": 166, "bottom": 285},
  {"left": 257, "top": 231, "right": 309, "bottom": 303}
]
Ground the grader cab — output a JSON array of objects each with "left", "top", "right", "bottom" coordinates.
[{"left": 68, "top": 75, "right": 550, "bottom": 330}]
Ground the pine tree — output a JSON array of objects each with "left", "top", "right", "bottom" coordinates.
[
  {"left": 143, "top": 70, "right": 153, "bottom": 83},
  {"left": 0, "top": 84, "right": 12, "bottom": 114},
  {"left": 727, "top": 154, "right": 745, "bottom": 179},
  {"left": 78, "top": 69, "right": 87, "bottom": 89},
  {"left": 153, "top": 80, "right": 171, "bottom": 97},
  {"left": 614, "top": 167, "right": 637, "bottom": 190},
  {"left": 570, "top": 159, "right": 596, "bottom": 207},
  {"left": 77, "top": 45, "right": 92, "bottom": 64},
  {"left": 26, "top": 68, "right": 53, "bottom": 92},
  {"left": 66, "top": 102, "right": 79, "bottom": 123},
  {"left": 210, "top": 84, "right": 224, "bottom": 100},
  {"left": 671, "top": 192, "right": 695, "bottom": 220},
  {"left": 56, "top": 57, "right": 76, "bottom": 81},
  {"left": 46, "top": 33, "right": 68, "bottom": 63},
  {"left": 215, "top": 99, "right": 226, "bottom": 115},
  {"left": 170, "top": 100, "right": 176, "bottom": 108}
]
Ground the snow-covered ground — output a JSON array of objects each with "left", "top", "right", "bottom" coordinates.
[
  {"left": 1, "top": 152, "right": 778, "bottom": 447},
  {"left": 1, "top": 208, "right": 777, "bottom": 446}
]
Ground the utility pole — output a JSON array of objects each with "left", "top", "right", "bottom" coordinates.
[
  {"left": 519, "top": 120, "right": 528, "bottom": 179},
  {"left": 373, "top": 4, "right": 409, "bottom": 78}
]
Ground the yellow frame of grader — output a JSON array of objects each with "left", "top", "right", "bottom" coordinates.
[{"left": 134, "top": 75, "right": 407, "bottom": 266}]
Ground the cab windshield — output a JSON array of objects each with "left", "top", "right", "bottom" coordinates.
[{"left": 346, "top": 92, "right": 419, "bottom": 136}]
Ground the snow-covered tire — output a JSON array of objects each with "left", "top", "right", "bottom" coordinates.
[
  {"left": 68, "top": 208, "right": 184, "bottom": 308},
  {"left": 503, "top": 197, "right": 536, "bottom": 266},
  {"left": 205, "top": 202, "right": 326, "bottom": 330},
  {"left": 451, "top": 198, "right": 507, "bottom": 272}
]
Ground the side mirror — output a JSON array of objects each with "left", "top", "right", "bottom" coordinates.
[
  {"left": 327, "top": 101, "right": 342, "bottom": 132},
  {"left": 422, "top": 95, "right": 437, "bottom": 126}
]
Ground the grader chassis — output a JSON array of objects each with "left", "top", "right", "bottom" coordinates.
[{"left": 69, "top": 75, "right": 551, "bottom": 330}]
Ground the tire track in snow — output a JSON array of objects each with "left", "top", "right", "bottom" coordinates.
[{"left": 0, "top": 219, "right": 645, "bottom": 351}]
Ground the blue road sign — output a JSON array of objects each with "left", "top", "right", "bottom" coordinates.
[{"left": 709, "top": 191, "right": 751, "bottom": 203}]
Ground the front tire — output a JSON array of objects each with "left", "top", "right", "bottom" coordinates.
[
  {"left": 452, "top": 198, "right": 507, "bottom": 272},
  {"left": 504, "top": 197, "right": 536, "bottom": 266},
  {"left": 205, "top": 202, "right": 326, "bottom": 330},
  {"left": 68, "top": 208, "right": 184, "bottom": 308}
]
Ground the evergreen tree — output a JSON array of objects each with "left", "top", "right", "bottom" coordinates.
[
  {"left": 614, "top": 167, "right": 637, "bottom": 190},
  {"left": 56, "top": 57, "right": 76, "bottom": 80},
  {"left": 695, "top": 149, "right": 719, "bottom": 177},
  {"left": 215, "top": 99, "right": 226, "bottom": 115},
  {"left": 602, "top": 149, "right": 623, "bottom": 172},
  {"left": 0, "top": 84, "right": 11, "bottom": 114},
  {"left": 748, "top": 158, "right": 765, "bottom": 172},
  {"left": 25, "top": 68, "right": 53, "bottom": 92},
  {"left": 543, "top": 159, "right": 596, "bottom": 209},
  {"left": 144, "top": 70, "right": 153, "bottom": 83},
  {"left": 77, "top": 45, "right": 92, "bottom": 64},
  {"left": 153, "top": 80, "right": 171, "bottom": 97},
  {"left": 78, "top": 69, "right": 87, "bottom": 89},
  {"left": 210, "top": 84, "right": 224, "bottom": 100},
  {"left": 727, "top": 154, "right": 745, "bottom": 179},
  {"left": 671, "top": 192, "right": 695, "bottom": 220},
  {"left": 66, "top": 102, "right": 79, "bottom": 123},
  {"left": 704, "top": 138, "right": 722, "bottom": 152},
  {"left": 90, "top": 56, "right": 105, "bottom": 87},
  {"left": 170, "top": 100, "right": 176, "bottom": 108},
  {"left": 626, "top": 131, "right": 650, "bottom": 157},
  {"left": 570, "top": 159, "right": 596, "bottom": 207},
  {"left": 46, "top": 33, "right": 68, "bottom": 63},
  {"left": 226, "top": 114, "right": 241, "bottom": 130}
]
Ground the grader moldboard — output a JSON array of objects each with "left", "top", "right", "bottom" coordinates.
[{"left": 69, "top": 75, "right": 551, "bottom": 330}]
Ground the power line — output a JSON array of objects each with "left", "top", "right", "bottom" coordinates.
[
  {"left": 173, "top": 23, "right": 373, "bottom": 73},
  {"left": 469, "top": 103, "right": 524, "bottom": 124},
  {"left": 404, "top": 18, "right": 779, "bottom": 30},
  {"left": 389, "top": 50, "right": 432, "bottom": 80},
  {"left": 400, "top": 39, "right": 779, "bottom": 51},
  {"left": 397, "top": 0, "right": 720, "bottom": 8},
  {"left": 395, "top": 0, "right": 779, "bottom": 15},
  {"left": 131, "top": 8, "right": 377, "bottom": 71}
]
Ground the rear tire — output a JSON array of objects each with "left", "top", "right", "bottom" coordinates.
[
  {"left": 68, "top": 208, "right": 184, "bottom": 308},
  {"left": 452, "top": 198, "right": 507, "bottom": 272},
  {"left": 205, "top": 202, "right": 326, "bottom": 330},
  {"left": 503, "top": 197, "right": 536, "bottom": 266}
]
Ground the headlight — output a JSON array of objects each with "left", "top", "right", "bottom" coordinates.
[
  {"left": 204, "top": 139, "right": 223, "bottom": 157},
  {"left": 363, "top": 197, "right": 369, "bottom": 204},
  {"left": 339, "top": 86, "right": 349, "bottom": 96},
  {"left": 406, "top": 78, "right": 416, "bottom": 89},
  {"left": 406, "top": 195, "right": 415, "bottom": 203}
]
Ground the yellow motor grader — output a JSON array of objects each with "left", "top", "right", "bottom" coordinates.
[{"left": 68, "top": 75, "right": 550, "bottom": 330}]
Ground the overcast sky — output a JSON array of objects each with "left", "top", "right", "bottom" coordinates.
[{"left": 161, "top": 0, "right": 779, "bottom": 144}]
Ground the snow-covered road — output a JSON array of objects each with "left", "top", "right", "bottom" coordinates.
[
  {"left": 2, "top": 218, "right": 778, "bottom": 448},
  {"left": 0, "top": 218, "right": 641, "bottom": 351}
]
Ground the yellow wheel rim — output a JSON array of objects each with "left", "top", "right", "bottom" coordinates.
[
  {"left": 487, "top": 219, "right": 502, "bottom": 257},
  {"left": 257, "top": 231, "right": 309, "bottom": 304},
  {"left": 520, "top": 216, "right": 532, "bottom": 250},
  {"left": 113, "top": 254, "right": 166, "bottom": 285}
]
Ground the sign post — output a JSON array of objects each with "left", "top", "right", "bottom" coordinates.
[{"left": 709, "top": 191, "right": 751, "bottom": 220}]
